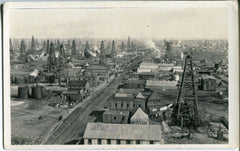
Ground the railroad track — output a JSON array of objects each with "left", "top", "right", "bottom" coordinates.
[{"left": 44, "top": 76, "right": 121, "bottom": 144}]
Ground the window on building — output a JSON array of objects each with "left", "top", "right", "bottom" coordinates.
[
  {"left": 107, "top": 139, "right": 111, "bottom": 144},
  {"left": 122, "top": 117, "right": 125, "bottom": 121},
  {"left": 115, "top": 103, "right": 117, "bottom": 107},
  {"left": 98, "top": 139, "right": 101, "bottom": 145},
  {"left": 139, "top": 104, "right": 141, "bottom": 108},
  {"left": 116, "top": 140, "right": 121, "bottom": 144},
  {"left": 88, "top": 139, "right": 92, "bottom": 144},
  {"left": 149, "top": 140, "right": 154, "bottom": 144},
  {"left": 133, "top": 104, "right": 135, "bottom": 107},
  {"left": 136, "top": 140, "right": 140, "bottom": 144},
  {"left": 121, "top": 103, "right": 123, "bottom": 107},
  {"left": 127, "top": 104, "right": 129, "bottom": 108},
  {"left": 114, "top": 116, "right": 116, "bottom": 120},
  {"left": 126, "top": 140, "right": 131, "bottom": 144}
]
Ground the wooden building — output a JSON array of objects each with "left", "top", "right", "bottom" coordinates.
[
  {"left": 199, "top": 75, "right": 216, "bottom": 91},
  {"left": 103, "top": 110, "right": 129, "bottom": 124},
  {"left": 83, "top": 123, "right": 164, "bottom": 145}
]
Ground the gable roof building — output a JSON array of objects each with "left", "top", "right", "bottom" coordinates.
[
  {"left": 83, "top": 123, "right": 164, "bottom": 145},
  {"left": 130, "top": 108, "right": 149, "bottom": 125}
]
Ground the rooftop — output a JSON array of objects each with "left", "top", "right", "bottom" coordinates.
[
  {"left": 146, "top": 80, "right": 177, "bottom": 87},
  {"left": 131, "top": 108, "right": 148, "bottom": 121},
  {"left": 125, "top": 79, "right": 145, "bottom": 85},
  {"left": 103, "top": 110, "right": 129, "bottom": 116},
  {"left": 114, "top": 93, "right": 134, "bottom": 98},
  {"left": 83, "top": 123, "right": 162, "bottom": 141},
  {"left": 201, "top": 75, "right": 216, "bottom": 80},
  {"left": 68, "top": 80, "right": 87, "bottom": 86}
]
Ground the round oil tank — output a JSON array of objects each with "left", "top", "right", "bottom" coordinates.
[
  {"left": 18, "top": 86, "right": 29, "bottom": 99},
  {"left": 174, "top": 74, "right": 180, "bottom": 81},
  {"left": 31, "top": 86, "right": 43, "bottom": 100}
]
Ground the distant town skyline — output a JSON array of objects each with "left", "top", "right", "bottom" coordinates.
[{"left": 9, "top": 6, "right": 228, "bottom": 40}]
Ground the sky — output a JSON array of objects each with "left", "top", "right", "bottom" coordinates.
[{"left": 9, "top": 7, "right": 228, "bottom": 40}]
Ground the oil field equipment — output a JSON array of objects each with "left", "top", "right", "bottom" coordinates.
[{"left": 171, "top": 55, "right": 201, "bottom": 128}]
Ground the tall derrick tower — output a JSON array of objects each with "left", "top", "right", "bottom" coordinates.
[
  {"left": 31, "top": 36, "right": 36, "bottom": 52},
  {"left": 49, "top": 42, "right": 55, "bottom": 72},
  {"left": 72, "top": 40, "right": 77, "bottom": 56},
  {"left": 127, "top": 36, "right": 131, "bottom": 51},
  {"left": 99, "top": 41, "right": 105, "bottom": 64},
  {"left": 111, "top": 40, "right": 116, "bottom": 57},
  {"left": 171, "top": 55, "right": 201, "bottom": 128},
  {"left": 20, "top": 40, "right": 25, "bottom": 61}
]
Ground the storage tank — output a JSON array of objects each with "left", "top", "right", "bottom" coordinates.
[
  {"left": 18, "top": 86, "right": 29, "bottom": 99},
  {"left": 31, "top": 86, "right": 43, "bottom": 99}
]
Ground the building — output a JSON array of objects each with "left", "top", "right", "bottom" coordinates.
[
  {"left": 103, "top": 110, "right": 129, "bottom": 124},
  {"left": 107, "top": 94, "right": 146, "bottom": 115},
  {"left": 130, "top": 108, "right": 149, "bottom": 125},
  {"left": 147, "top": 92, "right": 161, "bottom": 110},
  {"left": 137, "top": 72, "right": 155, "bottom": 80},
  {"left": 67, "top": 80, "right": 89, "bottom": 91},
  {"left": 199, "top": 75, "right": 216, "bottom": 91},
  {"left": 120, "top": 79, "right": 145, "bottom": 89},
  {"left": 158, "top": 63, "right": 174, "bottom": 71},
  {"left": 145, "top": 80, "right": 178, "bottom": 90},
  {"left": 83, "top": 123, "right": 164, "bottom": 145},
  {"left": 85, "top": 65, "right": 109, "bottom": 84}
]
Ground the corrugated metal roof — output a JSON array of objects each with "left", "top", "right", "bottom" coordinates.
[
  {"left": 83, "top": 123, "right": 162, "bottom": 141},
  {"left": 146, "top": 80, "right": 177, "bottom": 87}
]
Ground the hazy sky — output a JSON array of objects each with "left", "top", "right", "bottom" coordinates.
[{"left": 9, "top": 7, "right": 228, "bottom": 39}]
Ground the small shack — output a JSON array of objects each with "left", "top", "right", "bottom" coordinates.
[{"left": 199, "top": 75, "right": 216, "bottom": 91}]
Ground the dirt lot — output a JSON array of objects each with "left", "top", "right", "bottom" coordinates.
[
  {"left": 11, "top": 95, "right": 67, "bottom": 144},
  {"left": 156, "top": 89, "right": 228, "bottom": 144}
]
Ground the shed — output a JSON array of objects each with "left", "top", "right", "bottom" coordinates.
[{"left": 199, "top": 75, "right": 216, "bottom": 91}]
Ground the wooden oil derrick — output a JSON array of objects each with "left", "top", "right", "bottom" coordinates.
[
  {"left": 111, "top": 40, "right": 116, "bottom": 57},
  {"left": 99, "top": 41, "right": 105, "bottom": 64},
  {"left": 171, "top": 55, "right": 201, "bottom": 128}
]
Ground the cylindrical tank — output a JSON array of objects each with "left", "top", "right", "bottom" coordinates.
[
  {"left": 18, "top": 86, "right": 29, "bottom": 99},
  {"left": 31, "top": 86, "right": 43, "bottom": 99}
]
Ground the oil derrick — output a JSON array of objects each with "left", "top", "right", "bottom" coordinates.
[
  {"left": 111, "top": 40, "right": 116, "bottom": 57},
  {"left": 84, "top": 41, "right": 91, "bottom": 58},
  {"left": 99, "top": 41, "right": 105, "bottom": 64},
  {"left": 57, "top": 44, "right": 66, "bottom": 85},
  {"left": 10, "top": 39, "right": 13, "bottom": 53},
  {"left": 121, "top": 41, "right": 125, "bottom": 51},
  {"left": 46, "top": 40, "right": 50, "bottom": 54},
  {"left": 48, "top": 42, "right": 55, "bottom": 72},
  {"left": 171, "top": 55, "right": 201, "bottom": 128},
  {"left": 131, "top": 41, "right": 134, "bottom": 51},
  {"left": 42, "top": 40, "right": 46, "bottom": 51},
  {"left": 127, "top": 36, "right": 131, "bottom": 51},
  {"left": 31, "top": 36, "right": 36, "bottom": 52},
  {"left": 72, "top": 40, "right": 77, "bottom": 56},
  {"left": 20, "top": 40, "right": 25, "bottom": 61}
]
